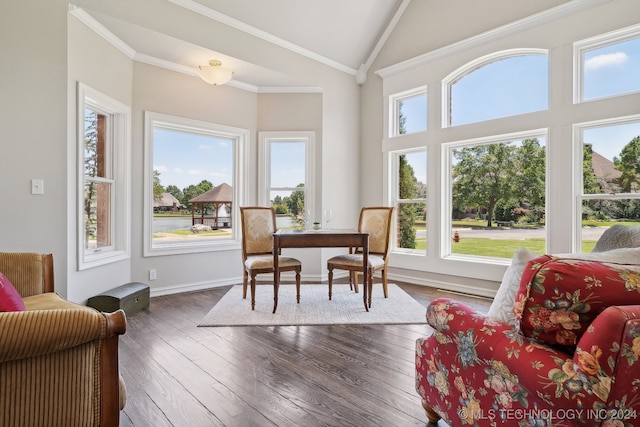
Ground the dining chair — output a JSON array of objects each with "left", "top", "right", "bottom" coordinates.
[
  {"left": 327, "top": 206, "right": 394, "bottom": 307},
  {"left": 240, "top": 206, "right": 302, "bottom": 311}
]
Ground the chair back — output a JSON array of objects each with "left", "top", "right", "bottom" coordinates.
[
  {"left": 0, "top": 252, "right": 54, "bottom": 297},
  {"left": 358, "top": 207, "right": 394, "bottom": 257},
  {"left": 240, "top": 207, "right": 276, "bottom": 259}
]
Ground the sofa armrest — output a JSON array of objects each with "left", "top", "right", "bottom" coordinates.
[
  {"left": 573, "top": 305, "right": 640, "bottom": 407},
  {"left": 426, "top": 297, "right": 571, "bottom": 379},
  {"left": 0, "top": 308, "right": 125, "bottom": 363}
]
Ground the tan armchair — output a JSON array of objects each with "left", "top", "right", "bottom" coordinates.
[
  {"left": 240, "top": 207, "right": 302, "bottom": 311},
  {"left": 327, "top": 207, "right": 394, "bottom": 307},
  {"left": 0, "top": 252, "right": 126, "bottom": 427}
]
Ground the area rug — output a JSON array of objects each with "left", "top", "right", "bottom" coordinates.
[{"left": 198, "top": 283, "right": 427, "bottom": 327}]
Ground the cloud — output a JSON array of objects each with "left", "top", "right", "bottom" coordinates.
[
  {"left": 154, "top": 165, "right": 168, "bottom": 172},
  {"left": 585, "top": 52, "right": 629, "bottom": 71}
]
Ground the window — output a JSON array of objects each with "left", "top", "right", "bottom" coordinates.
[
  {"left": 446, "top": 51, "right": 548, "bottom": 127},
  {"left": 577, "top": 118, "right": 640, "bottom": 251},
  {"left": 144, "top": 112, "right": 248, "bottom": 255},
  {"left": 259, "top": 132, "right": 315, "bottom": 228},
  {"left": 576, "top": 26, "right": 640, "bottom": 102},
  {"left": 77, "top": 83, "right": 130, "bottom": 269},
  {"left": 390, "top": 88, "right": 427, "bottom": 137},
  {"left": 391, "top": 149, "right": 427, "bottom": 253},
  {"left": 446, "top": 133, "right": 547, "bottom": 260}
]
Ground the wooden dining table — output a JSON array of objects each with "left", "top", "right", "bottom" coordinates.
[{"left": 272, "top": 229, "right": 370, "bottom": 314}]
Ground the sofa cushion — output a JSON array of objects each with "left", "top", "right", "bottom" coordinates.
[
  {"left": 592, "top": 224, "right": 640, "bottom": 252},
  {"left": 514, "top": 255, "right": 640, "bottom": 348},
  {"left": 0, "top": 273, "right": 26, "bottom": 312}
]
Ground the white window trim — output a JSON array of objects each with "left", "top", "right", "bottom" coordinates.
[
  {"left": 389, "top": 148, "right": 427, "bottom": 255},
  {"left": 441, "top": 48, "right": 548, "bottom": 129},
  {"left": 143, "top": 111, "right": 248, "bottom": 256},
  {"left": 388, "top": 86, "right": 427, "bottom": 138},
  {"left": 258, "top": 131, "right": 316, "bottom": 216},
  {"left": 573, "top": 23, "right": 640, "bottom": 104},
  {"left": 441, "top": 129, "right": 548, "bottom": 261},
  {"left": 76, "top": 83, "right": 131, "bottom": 270}
]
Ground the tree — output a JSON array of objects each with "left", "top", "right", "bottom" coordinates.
[
  {"left": 286, "top": 184, "right": 305, "bottom": 218},
  {"left": 165, "top": 185, "right": 183, "bottom": 201},
  {"left": 582, "top": 144, "right": 600, "bottom": 194},
  {"left": 398, "top": 154, "right": 418, "bottom": 249},
  {"left": 181, "top": 180, "right": 213, "bottom": 210},
  {"left": 613, "top": 136, "right": 640, "bottom": 192},
  {"left": 453, "top": 143, "right": 517, "bottom": 227},
  {"left": 153, "top": 170, "right": 165, "bottom": 200}
]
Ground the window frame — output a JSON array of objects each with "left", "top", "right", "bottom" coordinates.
[
  {"left": 143, "top": 111, "right": 248, "bottom": 256},
  {"left": 389, "top": 148, "right": 427, "bottom": 255},
  {"left": 388, "top": 87, "right": 427, "bottom": 138},
  {"left": 258, "top": 131, "right": 315, "bottom": 218},
  {"left": 442, "top": 48, "right": 549, "bottom": 128},
  {"left": 574, "top": 23, "right": 640, "bottom": 104},
  {"left": 573, "top": 115, "right": 640, "bottom": 249},
  {"left": 77, "top": 83, "right": 131, "bottom": 270}
]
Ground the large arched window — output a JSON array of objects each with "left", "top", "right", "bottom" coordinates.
[{"left": 444, "top": 50, "right": 549, "bottom": 127}]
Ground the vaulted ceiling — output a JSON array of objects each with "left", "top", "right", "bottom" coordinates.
[{"left": 71, "top": 0, "right": 408, "bottom": 90}]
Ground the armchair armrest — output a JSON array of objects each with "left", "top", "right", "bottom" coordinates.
[
  {"left": 0, "top": 307, "right": 126, "bottom": 363},
  {"left": 573, "top": 305, "right": 640, "bottom": 407}
]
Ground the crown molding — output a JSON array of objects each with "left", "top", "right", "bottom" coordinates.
[
  {"left": 376, "top": 0, "right": 614, "bottom": 79},
  {"left": 168, "top": 0, "right": 358, "bottom": 76},
  {"left": 70, "top": 6, "right": 321, "bottom": 94},
  {"left": 69, "top": 4, "right": 136, "bottom": 59}
]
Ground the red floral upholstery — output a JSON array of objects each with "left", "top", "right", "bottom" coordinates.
[
  {"left": 515, "top": 255, "right": 640, "bottom": 348},
  {"left": 415, "top": 257, "right": 640, "bottom": 426}
]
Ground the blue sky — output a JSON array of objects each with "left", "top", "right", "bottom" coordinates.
[{"left": 155, "top": 38, "right": 640, "bottom": 193}]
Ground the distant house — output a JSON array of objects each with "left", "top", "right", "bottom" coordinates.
[{"left": 154, "top": 192, "right": 185, "bottom": 212}]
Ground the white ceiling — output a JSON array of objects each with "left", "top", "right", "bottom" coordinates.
[{"left": 71, "top": 0, "right": 408, "bottom": 90}]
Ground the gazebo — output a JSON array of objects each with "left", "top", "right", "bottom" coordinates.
[{"left": 189, "top": 183, "right": 233, "bottom": 229}]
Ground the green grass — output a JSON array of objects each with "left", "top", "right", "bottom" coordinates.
[{"left": 412, "top": 237, "right": 597, "bottom": 258}]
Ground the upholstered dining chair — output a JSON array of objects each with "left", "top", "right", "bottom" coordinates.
[
  {"left": 240, "top": 206, "right": 302, "bottom": 311},
  {"left": 327, "top": 206, "right": 394, "bottom": 307}
]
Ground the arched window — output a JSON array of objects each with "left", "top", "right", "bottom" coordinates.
[{"left": 445, "top": 50, "right": 549, "bottom": 127}]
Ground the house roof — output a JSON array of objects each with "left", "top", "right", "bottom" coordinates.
[
  {"left": 591, "top": 151, "right": 622, "bottom": 181},
  {"left": 189, "top": 183, "right": 233, "bottom": 203},
  {"left": 154, "top": 192, "right": 184, "bottom": 208}
]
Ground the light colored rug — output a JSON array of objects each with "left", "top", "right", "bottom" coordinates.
[{"left": 198, "top": 283, "right": 427, "bottom": 327}]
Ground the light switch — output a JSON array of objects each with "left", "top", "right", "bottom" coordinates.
[{"left": 31, "top": 179, "right": 44, "bottom": 195}]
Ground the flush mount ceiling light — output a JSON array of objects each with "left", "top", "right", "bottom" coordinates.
[{"left": 198, "top": 60, "right": 234, "bottom": 85}]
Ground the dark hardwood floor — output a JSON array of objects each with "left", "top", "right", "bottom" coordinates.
[{"left": 118, "top": 281, "right": 491, "bottom": 427}]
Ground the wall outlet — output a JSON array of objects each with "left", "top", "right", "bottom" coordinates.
[{"left": 149, "top": 269, "right": 157, "bottom": 281}]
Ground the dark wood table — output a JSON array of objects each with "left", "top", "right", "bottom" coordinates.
[{"left": 273, "top": 229, "right": 369, "bottom": 313}]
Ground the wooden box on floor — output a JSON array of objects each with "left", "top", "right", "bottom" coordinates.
[{"left": 88, "top": 282, "right": 150, "bottom": 316}]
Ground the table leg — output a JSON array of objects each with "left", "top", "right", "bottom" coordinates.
[
  {"left": 273, "top": 235, "right": 279, "bottom": 314},
  {"left": 362, "top": 236, "right": 369, "bottom": 312}
]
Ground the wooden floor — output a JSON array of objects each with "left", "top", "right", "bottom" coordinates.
[{"left": 118, "top": 281, "right": 491, "bottom": 427}]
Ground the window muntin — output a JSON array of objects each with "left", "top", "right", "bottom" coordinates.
[
  {"left": 392, "top": 149, "right": 426, "bottom": 253},
  {"left": 578, "top": 30, "right": 640, "bottom": 102},
  {"left": 448, "top": 134, "right": 547, "bottom": 259},
  {"left": 144, "top": 112, "right": 248, "bottom": 255},
  {"left": 77, "top": 84, "right": 130, "bottom": 269},
  {"left": 578, "top": 119, "right": 640, "bottom": 250},
  {"left": 446, "top": 52, "right": 548, "bottom": 127},
  {"left": 259, "top": 132, "right": 315, "bottom": 228},
  {"left": 390, "top": 88, "right": 427, "bottom": 137}
]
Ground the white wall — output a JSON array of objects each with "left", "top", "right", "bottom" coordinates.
[{"left": 0, "top": 0, "right": 69, "bottom": 295}]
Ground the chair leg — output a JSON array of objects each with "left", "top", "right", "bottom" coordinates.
[
  {"left": 242, "top": 270, "right": 248, "bottom": 299},
  {"left": 328, "top": 266, "right": 333, "bottom": 300},
  {"left": 422, "top": 401, "right": 441, "bottom": 425},
  {"left": 382, "top": 268, "right": 388, "bottom": 298},
  {"left": 352, "top": 271, "right": 359, "bottom": 293},
  {"left": 250, "top": 274, "right": 257, "bottom": 310},
  {"left": 295, "top": 268, "right": 301, "bottom": 303},
  {"left": 367, "top": 269, "right": 373, "bottom": 308}
]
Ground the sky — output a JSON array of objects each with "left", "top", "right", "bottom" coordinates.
[{"left": 154, "top": 37, "right": 640, "bottom": 193}]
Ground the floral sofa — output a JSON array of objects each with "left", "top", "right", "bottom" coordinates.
[{"left": 416, "top": 242, "right": 640, "bottom": 426}]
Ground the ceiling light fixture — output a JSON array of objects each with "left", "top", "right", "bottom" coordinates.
[{"left": 198, "top": 60, "right": 234, "bottom": 85}]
